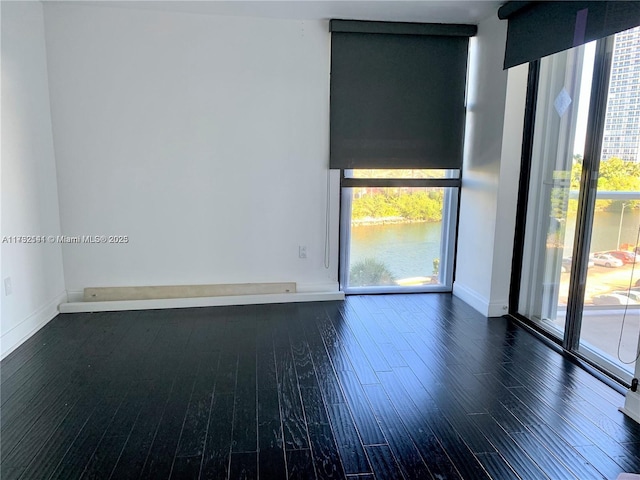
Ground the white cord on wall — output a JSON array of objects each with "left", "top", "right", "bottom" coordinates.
[{"left": 324, "top": 169, "right": 331, "bottom": 269}]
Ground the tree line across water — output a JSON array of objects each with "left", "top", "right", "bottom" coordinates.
[
  {"left": 352, "top": 157, "right": 640, "bottom": 224},
  {"left": 351, "top": 189, "right": 444, "bottom": 222}
]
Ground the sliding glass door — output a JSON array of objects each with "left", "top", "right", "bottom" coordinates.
[
  {"left": 578, "top": 27, "right": 640, "bottom": 378},
  {"left": 517, "top": 27, "right": 640, "bottom": 382},
  {"left": 518, "top": 40, "right": 595, "bottom": 341}
]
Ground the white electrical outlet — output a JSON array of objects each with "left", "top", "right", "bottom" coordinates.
[
  {"left": 4, "top": 277, "right": 12, "bottom": 296},
  {"left": 299, "top": 245, "right": 307, "bottom": 259}
]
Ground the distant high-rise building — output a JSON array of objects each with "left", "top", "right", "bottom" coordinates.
[{"left": 601, "top": 26, "right": 640, "bottom": 162}]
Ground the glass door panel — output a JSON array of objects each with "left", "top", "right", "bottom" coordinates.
[
  {"left": 577, "top": 27, "right": 640, "bottom": 379},
  {"left": 578, "top": 198, "right": 640, "bottom": 378},
  {"left": 518, "top": 42, "right": 596, "bottom": 339}
]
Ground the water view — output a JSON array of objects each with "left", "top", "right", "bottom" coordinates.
[
  {"left": 350, "top": 222, "right": 441, "bottom": 281},
  {"left": 350, "top": 211, "right": 639, "bottom": 284}
]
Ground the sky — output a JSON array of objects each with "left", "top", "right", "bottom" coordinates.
[{"left": 573, "top": 41, "right": 596, "bottom": 158}]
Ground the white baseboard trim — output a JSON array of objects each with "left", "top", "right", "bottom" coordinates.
[
  {"left": 452, "top": 282, "right": 508, "bottom": 318},
  {"left": 620, "top": 390, "right": 640, "bottom": 425},
  {"left": 486, "top": 300, "right": 509, "bottom": 318},
  {"left": 58, "top": 291, "right": 345, "bottom": 313},
  {"left": 452, "top": 282, "right": 489, "bottom": 316},
  {"left": 1, "top": 290, "right": 68, "bottom": 360}
]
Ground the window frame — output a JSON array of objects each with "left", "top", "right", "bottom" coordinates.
[{"left": 338, "top": 169, "right": 461, "bottom": 295}]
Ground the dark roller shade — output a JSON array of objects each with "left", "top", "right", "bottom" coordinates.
[
  {"left": 499, "top": 1, "right": 640, "bottom": 69},
  {"left": 329, "top": 21, "right": 473, "bottom": 170}
]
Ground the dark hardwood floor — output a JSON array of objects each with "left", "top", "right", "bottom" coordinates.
[{"left": 2, "top": 294, "right": 640, "bottom": 479}]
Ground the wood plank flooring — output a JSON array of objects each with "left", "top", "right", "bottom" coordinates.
[{"left": 2, "top": 294, "right": 640, "bottom": 479}]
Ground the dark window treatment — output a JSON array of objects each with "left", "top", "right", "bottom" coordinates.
[
  {"left": 329, "top": 20, "right": 475, "bottom": 170},
  {"left": 499, "top": 1, "right": 640, "bottom": 69}
]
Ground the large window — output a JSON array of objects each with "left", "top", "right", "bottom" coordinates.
[
  {"left": 339, "top": 169, "right": 459, "bottom": 293},
  {"left": 516, "top": 27, "right": 640, "bottom": 383},
  {"left": 329, "top": 20, "right": 472, "bottom": 296}
]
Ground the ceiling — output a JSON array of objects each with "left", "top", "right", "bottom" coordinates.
[{"left": 80, "top": 1, "right": 502, "bottom": 24}]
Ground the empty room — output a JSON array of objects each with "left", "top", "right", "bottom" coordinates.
[{"left": 2, "top": 0, "right": 640, "bottom": 479}]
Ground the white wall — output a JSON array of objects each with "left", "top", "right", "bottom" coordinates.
[
  {"left": 453, "top": 13, "right": 527, "bottom": 317},
  {"left": 42, "top": 3, "right": 339, "bottom": 298},
  {"left": 1, "top": 1, "right": 67, "bottom": 359}
]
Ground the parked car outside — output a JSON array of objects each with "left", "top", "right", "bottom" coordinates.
[
  {"left": 591, "top": 253, "right": 624, "bottom": 268},
  {"left": 592, "top": 293, "right": 638, "bottom": 305},
  {"left": 562, "top": 256, "right": 594, "bottom": 272},
  {"left": 605, "top": 250, "right": 637, "bottom": 264},
  {"left": 614, "top": 290, "right": 640, "bottom": 302}
]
